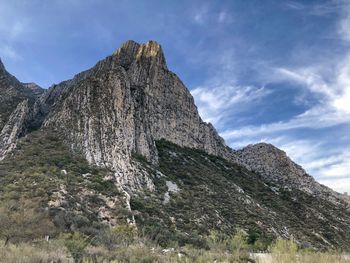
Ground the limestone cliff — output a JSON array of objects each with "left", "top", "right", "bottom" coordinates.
[
  {"left": 0, "top": 100, "right": 30, "bottom": 160},
  {"left": 30, "top": 40, "right": 230, "bottom": 190}
]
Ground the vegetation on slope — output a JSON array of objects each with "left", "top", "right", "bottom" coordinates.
[
  {"left": 130, "top": 139, "right": 350, "bottom": 250},
  {"left": 0, "top": 132, "right": 350, "bottom": 261},
  {"left": 0, "top": 129, "right": 129, "bottom": 244}
]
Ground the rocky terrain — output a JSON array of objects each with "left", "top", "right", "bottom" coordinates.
[{"left": 0, "top": 40, "right": 349, "bottom": 250}]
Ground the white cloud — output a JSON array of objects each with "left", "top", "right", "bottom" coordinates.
[
  {"left": 192, "top": 5, "right": 232, "bottom": 26},
  {"left": 284, "top": 1, "right": 305, "bottom": 11},
  {"left": 279, "top": 139, "right": 350, "bottom": 193},
  {"left": 221, "top": 108, "right": 350, "bottom": 140},
  {"left": 211, "top": 1, "right": 350, "bottom": 193},
  {"left": 192, "top": 84, "right": 271, "bottom": 125},
  {"left": 285, "top": 1, "right": 347, "bottom": 17}
]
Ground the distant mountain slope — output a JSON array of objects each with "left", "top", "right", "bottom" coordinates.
[
  {"left": 131, "top": 140, "right": 350, "bottom": 249},
  {"left": 235, "top": 143, "right": 348, "bottom": 205}
]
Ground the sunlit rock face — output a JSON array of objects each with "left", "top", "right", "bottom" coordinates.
[{"left": 21, "top": 40, "right": 229, "bottom": 190}]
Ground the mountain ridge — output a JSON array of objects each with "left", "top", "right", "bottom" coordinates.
[{"left": 0, "top": 40, "right": 349, "bottom": 249}]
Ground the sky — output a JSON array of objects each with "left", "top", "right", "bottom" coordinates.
[{"left": 0, "top": 0, "right": 350, "bottom": 193}]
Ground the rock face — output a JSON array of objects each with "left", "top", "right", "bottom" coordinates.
[
  {"left": 234, "top": 143, "right": 347, "bottom": 204},
  {"left": 0, "top": 41, "right": 346, "bottom": 204},
  {"left": 0, "top": 58, "right": 43, "bottom": 131},
  {"left": 21, "top": 40, "right": 231, "bottom": 190},
  {"left": 0, "top": 100, "right": 30, "bottom": 160}
]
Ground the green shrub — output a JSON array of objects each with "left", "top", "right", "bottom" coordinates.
[
  {"left": 61, "top": 232, "right": 90, "bottom": 263},
  {"left": 269, "top": 238, "right": 298, "bottom": 263}
]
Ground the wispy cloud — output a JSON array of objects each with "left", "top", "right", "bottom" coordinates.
[
  {"left": 284, "top": 0, "right": 347, "bottom": 16},
  {"left": 276, "top": 137, "right": 350, "bottom": 193},
  {"left": 192, "top": 84, "right": 271, "bottom": 125},
  {"left": 218, "top": 10, "right": 232, "bottom": 24},
  {"left": 191, "top": 4, "right": 232, "bottom": 26},
  {"left": 284, "top": 1, "right": 305, "bottom": 11},
  {"left": 189, "top": 0, "right": 350, "bottom": 193}
]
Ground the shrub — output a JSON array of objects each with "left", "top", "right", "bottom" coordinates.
[
  {"left": 269, "top": 238, "right": 298, "bottom": 263},
  {"left": 227, "top": 229, "right": 250, "bottom": 262},
  {"left": 61, "top": 232, "right": 90, "bottom": 263}
]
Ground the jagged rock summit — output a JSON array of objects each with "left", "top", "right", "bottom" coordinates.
[
  {"left": 113, "top": 40, "right": 167, "bottom": 70},
  {"left": 235, "top": 143, "right": 347, "bottom": 204}
]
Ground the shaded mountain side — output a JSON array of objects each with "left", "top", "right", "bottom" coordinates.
[
  {"left": 0, "top": 59, "right": 43, "bottom": 131},
  {"left": 130, "top": 140, "right": 350, "bottom": 250}
]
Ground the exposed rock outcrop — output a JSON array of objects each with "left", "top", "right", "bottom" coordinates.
[
  {"left": 235, "top": 143, "right": 348, "bottom": 204},
  {"left": 0, "top": 100, "right": 30, "bottom": 160},
  {"left": 22, "top": 40, "right": 231, "bottom": 190}
]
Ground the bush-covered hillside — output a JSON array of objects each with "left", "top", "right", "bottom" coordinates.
[
  {"left": 131, "top": 139, "right": 350, "bottom": 250},
  {"left": 0, "top": 129, "right": 130, "bottom": 244}
]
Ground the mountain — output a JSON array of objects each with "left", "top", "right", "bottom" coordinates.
[
  {"left": 0, "top": 41, "right": 349, "bottom": 250},
  {"left": 235, "top": 143, "right": 348, "bottom": 205}
]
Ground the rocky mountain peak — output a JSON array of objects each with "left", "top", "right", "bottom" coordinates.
[
  {"left": 241, "top": 142, "right": 290, "bottom": 162},
  {"left": 113, "top": 40, "right": 167, "bottom": 70},
  {"left": 135, "top": 40, "right": 167, "bottom": 68},
  {"left": 113, "top": 40, "right": 141, "bottom": 69},
  {"left": 0, "top": 59, "right": 44, "bottom": 132},
  {"left": 235, "top": 142, "right": 307, "bottom": 181},
  {"left": 0, "top": 41, "right": 346, "bottom": 206},
  {"left": 233, "top": 141, "right": 349, "bottom": 204}
]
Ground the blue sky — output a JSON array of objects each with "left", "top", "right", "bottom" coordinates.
[{"left": 1, "top": 0, "right": 350, "bottom": 193}]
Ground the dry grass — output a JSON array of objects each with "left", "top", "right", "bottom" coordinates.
[
  {"left": 0, "top": 240, "right": 70, "bottom": 263},
  {"left": 0, "top": 238, "right": 349, "bottom": 263}
]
